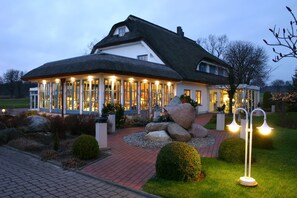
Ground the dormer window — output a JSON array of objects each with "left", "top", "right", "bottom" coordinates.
[
  {"left": 113, "top": 26, "right": 129, "bottom": 37},
  {"left": 209, "top": 65, "right": 217, "bottom": 74},
  {"left": 137, "top": 54, "right": 148, "bottom": 61},
  {"left": 198, "top": 62, "right": 207, "bottom": 72},
  {"left": 197, "top": 61, "right": 228, "bottom": 77},
  {"left": 118, "top": 27, "right": 126, "bottom": 37}
]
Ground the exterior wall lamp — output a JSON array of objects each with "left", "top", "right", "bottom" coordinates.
[{"left": 227, "top": 108, "right": 273, "bottom": 187}]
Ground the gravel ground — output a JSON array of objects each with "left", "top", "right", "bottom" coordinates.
[{"left": 123, "top": 132, "right": 215, "bottom": 149}]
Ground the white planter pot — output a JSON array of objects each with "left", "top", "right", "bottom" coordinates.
[
  {"left": 216, "top": 113, "right": 225, "bottom": 131},
  {"left": 107, "top": 114, "right": 116, "bottom": 133}
]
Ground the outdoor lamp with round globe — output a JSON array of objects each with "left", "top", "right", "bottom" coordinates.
[{"left": 227, "top": 107, "right": 272, "bottom": 187}]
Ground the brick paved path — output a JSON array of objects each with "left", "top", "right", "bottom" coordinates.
[
  {"left": 82, "top": 113, "right": 230, "bottom": 190},
  {"left": 0, "top": 147, "right": 158, "bottom": 198}
]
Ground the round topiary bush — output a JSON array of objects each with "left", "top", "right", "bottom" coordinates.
[
  {"left": 156, "top": 142, "right": 201, "bottom": 182},
  {"left": 72, "top": 134, "right": 99, "bottom": 160},
  {"left": 219, "top": 137, "right": 245, "bottom": 163}
]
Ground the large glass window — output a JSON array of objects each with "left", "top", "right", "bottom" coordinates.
[
  {"left": 124, "top": 81, "right": 138, "bottom": 112},
  {"left": 39, "top": 82, "right": 50, "bottom": 109},
  {"left": 82, "top": 79, "right": 99, "bottom": 112},
  {"left": 164, "top": 84, "right": 174, "bottom": 106},
  {"left": 66, "top": 80, "right": 80, "bottom": 111},
  {"left": 104, "top": 79, "right": 121, "bottom": 105},
  {"left": 196, "top": 90, "right": 201, "bottom": 105},
  {"left": 140, "top": 82, "right": 149, "bottom": 110},
  {"left": 52, "top": 82, "right": 62, "bottom": 111},
  {"left": 151, "top": 82, "right": 162, "bottom": 109}
]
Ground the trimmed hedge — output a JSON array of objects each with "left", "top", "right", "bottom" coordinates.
[
  {"left": 219, "top": 137, "right": 245, "bottom": 163},
  {"left": 72, "top": 135, "right": 99, "bottom": 160},
  {"left": 156, "top": 142, "right": 201, "bottom": 182}
]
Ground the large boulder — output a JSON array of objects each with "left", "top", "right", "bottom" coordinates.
[
  {"left": 144, "top": 130, "right": 172, "bottom": 142},
  {"left": 188, "top": 123, "right": 208, "bottom": 138},
  {"left": 165, "top": 103, "right": 195, "bottom": 129},
  {"left": 145, "top": 122, "right": 170, "bottom": 132},
  {"left": 167, "top": 123, "right": 191, "bottom": 142},
  {"left": 26, "top": 115, "right": 50, "bottom": 133},
  {"left": 167, "top": 96, "right": 182, "bottom": 106}
]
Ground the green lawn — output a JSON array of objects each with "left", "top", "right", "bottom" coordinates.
[
  {"left": 143, "top": 113, "right": 297, "bottom": 198},
  {"left": 0, "top": 98, "right": 30, "bottom": 109}
]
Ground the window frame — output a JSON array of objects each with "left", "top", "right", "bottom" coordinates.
[{"left": 195, "top": 90, "right": 202, "bottom": 105}]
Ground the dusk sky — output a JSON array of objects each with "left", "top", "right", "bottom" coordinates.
[{"left": 0, "top": 0, "right": 296, "bottom": 84}]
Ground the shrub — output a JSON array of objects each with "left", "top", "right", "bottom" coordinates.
[
  {"left": 49, "top": 116, "right": 66, "bottom": 139},
  {"left": 62, "top": 158, "right": 86, "bottom": 169},
  {"left": 125, "top": 115, "right": 151, "bottom": 127},
  {"left": 64, "top": 115, "right": 96, "bottom": 136},
  {"left": 8, "top": 138, "right": 44, "bottom": 151},
  {"left": 40, "top": 149, "right": 58, "bottom": 161},
  {"left": 156, "top": 142, "right": 201, "bottom": 182},
  {"left": 72, "top": 135, "right": 99, "bottom": 160},
  {"left": 114, "top": 103, "right": 125, "bottom": 128},
  {"left": 180, "top": 95, "right": 198, "bottom": 108},
  {"left": 0, "top": 128, "right": 22, "bottom": 145},
  {"left": 263, "top": 92, "right": 273, "bottom": 111},
  {"left": 101, "top": 103, "right": 126, "bottom": 129},
  {"left": 219, "top": 137, "right": 245, "bottom": 163}
]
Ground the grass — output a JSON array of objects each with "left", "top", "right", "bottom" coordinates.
[
  {"left": 0, "top": 98, "right": 30, "bottom": 108},
  {"left": 143, "top": 113, "right": 297, "bottom": 198}
]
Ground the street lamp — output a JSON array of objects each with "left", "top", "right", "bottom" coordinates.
[{"left": 227, "top": 108, "right": 273, "bottom": 187}]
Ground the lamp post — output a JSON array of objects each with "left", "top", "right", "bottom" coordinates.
[{"left": 227, "top": 108, "right": 273, "bottom": 187}]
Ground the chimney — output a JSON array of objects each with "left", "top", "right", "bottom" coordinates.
[{"left": 177, "top": 26, "right": 184, "bottom": 37}]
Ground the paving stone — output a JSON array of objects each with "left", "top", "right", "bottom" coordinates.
[{"left": 0, "top": 147, "right": 157, "bottom": 198}]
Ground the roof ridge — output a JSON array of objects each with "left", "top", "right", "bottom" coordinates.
[
  {"left": 127, "top": 15, "right": 188, "bottom": 39},
  {"left": 127, "top": 15, "right": 206, "bottom": 48}
]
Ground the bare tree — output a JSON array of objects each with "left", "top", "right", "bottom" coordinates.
[
  {"left": 263, "top": 6, "right": 297, "bottom": 62},
  {"left": 271, "top": 79, "right": 285, "bottom": 86},
  {"left": 224, "top": 41, "right": 270, "bottom": 113},
  {"left": 84, "top": 38, "right": 99, "bottom": 55},
  {"left": 197, "top": 34, "right": 229, "bottom": 58},
  {"left": 3, "top": 69, "right": 23, "bottom": 98}
]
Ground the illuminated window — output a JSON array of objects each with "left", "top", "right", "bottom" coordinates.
[
  {"left": 184, "top": 89, "right": 191, "bottom": 97},
  {"left": 164, "top": 84, "right": 174, "bottom": 106},
  {"left": 124, "top": 81, "right": 138, "bottom": 112},
  {"left": 140, "top": 82, "right": 149, "bottom": 110},
  {"left": 66, "top": 80, "right": 80, "bottom": 111},
  {"left": 52, "top": 82, "right": 62, "bottom": 111},
  {"left": 39, "top": 82, "right": 50, "bottom": 109},
  {"left": 196, "top": 90, "right": 201, "bottom": 105},
  {"left": 152, "top": 82, "right": 162, "bottom": 109},
  {"left": 82, "top": 79, "right": 99, "bottom": 112},
  {"left": 104, "top": 79, "right": 121, "bottom": 105}
]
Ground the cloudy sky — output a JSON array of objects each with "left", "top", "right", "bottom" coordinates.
[{"left": 0, "top": 0, "right": 296, "bottom": 84}]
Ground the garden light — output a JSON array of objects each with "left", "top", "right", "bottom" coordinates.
[
  {"left": 2, "top": 109, "right": 5, "bottom": 114},
  {"left": 257, "top": 120, "right": 273, "bottom": 135},
  {"left": 227, "top": 107, "right": 272, "bottom": 187},
  {"left": 227, "top": 118, "right": 241, "bottom": 133}
]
